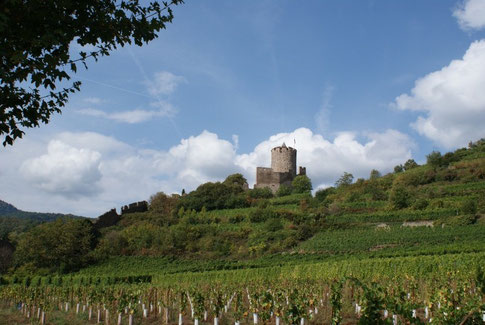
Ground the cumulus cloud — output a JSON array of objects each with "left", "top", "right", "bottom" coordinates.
[
  {"left": 20, "top": 140, "right": 102, "bottom": 199},
  {"left": 1, "top": 128, "right": 413, "bottom": 217},
  {"left": 146, "top": 71, "right": 186, "bottom": 96},
  {"left": 393, "top": 40, "right": 485, "bottom": 148},
  {"left": 153, "top": 131, "right": 241, "bottom": 189},
  {"left": 1, "top": 131, "right": 241, "bottom": 216},
  {"left": 77, "top": 100, "right": 175, "bottom": 123},
  {"left": 453, "top": 0, "right": 485, "bottom": 30}
]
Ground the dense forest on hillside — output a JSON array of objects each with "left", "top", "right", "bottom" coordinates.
[{"left": 0, "top": 200, "right": 85, "bottom": 240}]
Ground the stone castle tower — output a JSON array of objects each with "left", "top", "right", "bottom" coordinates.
[
  {"left": 271, "top": 144, "right": 297, "bottom": 176},
  {"left": 254, "top": 143, "right": 306, "bottom": 193}
]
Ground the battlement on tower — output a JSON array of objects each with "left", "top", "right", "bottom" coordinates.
[{"left": 271, "top": 145, "right": 296, "bottom": 153}]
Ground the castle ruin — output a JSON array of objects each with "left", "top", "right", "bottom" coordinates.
[
  {"left": 94, "top": 201, "right": 148, "bottom": 229},
  {"left": 254, "top": 143, "right": 306, "bottom": 193}
]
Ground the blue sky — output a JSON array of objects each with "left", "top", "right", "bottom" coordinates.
[{"left": 2, "top": 0, "right": 485, "bottom": 217}]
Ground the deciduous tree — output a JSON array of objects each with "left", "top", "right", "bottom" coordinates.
[
  {"left": 335, "top": 172, "right": 354, "bottom": 188},
  {"left": 292, "top": 175, "right": 312, "bottom": 194},
  {"left": 403, "top": 159, "right": 419, "bottom": 171},
  {"left": 0, "top": 0, "right": 183, "bottom": 145},
  {"left": 14, "top": 218, "right": 97, "bottom": 272}
]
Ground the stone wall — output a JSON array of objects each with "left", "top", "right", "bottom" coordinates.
[
  {"left": 255, "top": 167, "right": 294, "bottom": 193},
  {"left": 298, "top": 166, "right": 306, "bottom": 176},
  {"left": 94, "top": 208, "right": 120, "bottom": 229},
  {"left": 121, "top": 201, "right": 148, "bottom": 215},
  {"left": 95, "top": 200, "right": 148, "bottom": 229}
]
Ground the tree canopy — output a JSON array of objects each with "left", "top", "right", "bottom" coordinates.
[
  {"left": 335, "top": 172, "right": 354, "bottom": 188},
  {"left": 369, "top": 169, "right": 381, "bottom": 180},
  {"left": 403, "top": 159, "right": 419, "bottom": 171},
  {"left": 149, "top": 191, "right": 179, "bottom": 217},
  {"left": 291, "top": 175, "right": 312, "bottom": 194},
  {"left": 0, "top": 0, "right": 183, "bottom": 146},
  {"left": 14, "top": 218, "right": 97, "bottom": 273},
  {"left": 177, "top": 180, "right": 249, "bottom": 212}
]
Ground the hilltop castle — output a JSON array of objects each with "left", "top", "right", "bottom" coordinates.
[{"left": 254, "top": 143, "right": 306, "bottom": 193}]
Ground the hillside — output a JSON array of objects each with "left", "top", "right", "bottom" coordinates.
[
  {"left": 1, "top": 139, "right": 484, "bottom": 277},
  {"left": 0, "top": 200, "right": 85, "bottom": 239},
  {"left": 1, "top": 140, "right": 485, "bottom": 325},
  {"left": 0, "top": 200, "right": 18, "bottom": 215},
  {"left": 70, "top": 139, "right": 485, "bottom": 277}
]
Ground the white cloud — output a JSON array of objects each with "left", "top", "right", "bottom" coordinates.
[
  {"left": 162, "top": 130, "right": 241, "bottom": 186},
  {"left": 1, "top": 128, "right": 413, "bottom": 217},
  {"left": 77, "top": 108, "right": 107, "bottom": 118},
  {"left": 75, "top": 71, "right": 183, "bottom": 124},
  {"left": 77, "top": 100, "right": 175, "bottom": 123},
  {"left": 453, "top": 0, "right": 485, "bottom": 30},
  {"left": 394, "top": 40, "right": 485, "bottom": 148},
  {"left": 146, "top": 71, "right": 186, "bottom": 96},
  {"left": 1, "top": 132, "right": 164, "bottom": 216},
  {"left": 20, "top": 140, "right": 102, "bottom": 199},
  {"left": 0, "top": 131, "right": 239, "bottom": 216},
  {"left": 83, "top": 97, "right": 105, "bottom": 105}
]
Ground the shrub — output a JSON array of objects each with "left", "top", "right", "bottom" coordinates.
[
  {"left": 249, "top": 207, "right": 276, "bottom": 223},
  {"left": 429, "top": 199, "right": 445, "bottom": 209},
  {"left": 395, "top": 167, "right": 435, "bottom": 186},
  {"left": 426, "top": 151, "right": 442, "bottom": 168},
  {"left": 274, "top": 209, "right": 303, "bottom": 223},
  {"left": 265, "top": 218, "right": 283, "bottom": 232},
  {"left": 461, "top": 198, "right": 478, "bottom": 215},
  {"left": 315, "top": 187, "right": 336, "bottom": 202},
  {"left": 296, "top": 223, "right": 313, "bottom": 241},
  {"left": 438, "top": 168, "right": 458, "bottom": 182},
  {"left": 276, "top": 184, "right": 292, "bottom": 197},
  {"left": 369, "top": 169, "right": 381, "bottom": 180},
  {"left": 228, "top": 214, "right": 245, "bottom": 224},
  {"left": 292, "top": 175, "right": 312, "bottom": 193},
  {"left": 403, "top": 159, "right": 418, "bottom": 171},
  {"left": 149, "top": 192, "right": 179, "bottom": 216},
  {"left": 413, "top": 198, "right": 429, "bottom": 210},
  {"left": 184, "top": 182, "right": 227, "bottom": 211},
  {"left": 335, "top": 172, "right": 354, "bottom": 188},
  {"left": 345, "top": 191, "right": 361, "bottom": 203},
  {"left": 225, "top": 194, "right": 249, "bottom": 209},
  {"left": 364, "top": 182, "right": 387, "bottom": 201},
  {"left": 389, "top": 185, "right": 412, "bottom": 209},
  {"left": 223, "top": 173, "right": 248, "bottom": 190},
  {"left": 248, "top": 187, "right": 274, "bottom": 199}
]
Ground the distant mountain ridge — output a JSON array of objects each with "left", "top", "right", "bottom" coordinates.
[
  {"left": 0, "top": 199, "right": 85, "bottom": 219},
  {"left": 0, "top": 200, "right": 18, "bottom": 215},
  {"left": 0, "top": 199, "right": 86, "bottom": 239}
]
